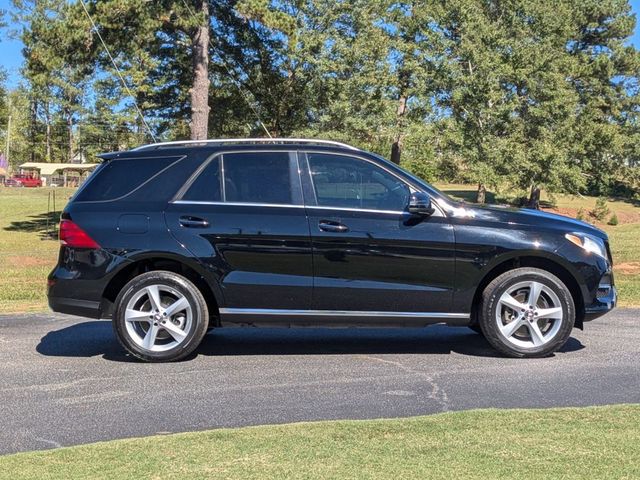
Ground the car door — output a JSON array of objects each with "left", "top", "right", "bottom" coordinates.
[
  {"left": 165, "top": 150, "right": 313, "bottom": 311},
  {"left": 301, "top": 151, "right": 456, "bottom": 314}
]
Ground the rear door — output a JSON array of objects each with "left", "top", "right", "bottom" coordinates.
[
  {"left": 165, "top": 150, "right": 313, "bottom": 311},
  {"left": 301, "top": 151, "right": 456, "bottom": 314}
]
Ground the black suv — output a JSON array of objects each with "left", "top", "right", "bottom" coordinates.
[{"left": 48, "top": 139, "right": 616, "bottom": 362}]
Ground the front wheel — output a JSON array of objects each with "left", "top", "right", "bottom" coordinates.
[
  {"left": 479, "top": 268, "right": 575, "bottom": 358},
  {"left": 113, "top": 271, "right": 209, "bottom": 362}
]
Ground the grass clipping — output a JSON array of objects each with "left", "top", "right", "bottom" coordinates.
[{"left": 1, "top": 405, "right": 639, "bottom": 479}]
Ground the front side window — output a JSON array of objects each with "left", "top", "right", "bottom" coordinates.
[{"left": 307, "top": 153, "right": 410, "bottom": 211}]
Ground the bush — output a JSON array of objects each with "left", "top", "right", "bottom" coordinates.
[
  {"left": 576, "top": 207, "right": 586, "bottom": 221},
  {"left": 607, "top": 213, "right": 619, "bottom": 226},
  {"left": 591, "top": 197, "right": 610, "bottom": 222}
]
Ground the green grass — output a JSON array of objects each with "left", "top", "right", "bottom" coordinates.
[
  {"left": 1, "top": 405, "right": 639, "bottom": 480},
  {"left": 0, "top": 187, "right": 75, "bottom": 313},
  {"left": 607, "top": 223, "right": 640, "bottom": 306},
  {"left": 436, "top": 183, "right": 640, "bottom": 215}
]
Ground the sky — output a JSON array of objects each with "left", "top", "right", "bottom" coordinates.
[{"left": 2, "top": 0, "right": 640, "bottom": 88}]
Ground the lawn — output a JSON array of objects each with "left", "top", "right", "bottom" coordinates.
[
  {"left": 1, "top": 405, "right": 639, "bottom": 479},
  {"left": 0, "top": 187, "right": 75, "bottom": 313},
  {"left": 0, "top": 185, "right": 638, "bottom": 312}
]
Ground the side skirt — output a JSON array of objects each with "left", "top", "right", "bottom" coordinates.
[{"left": 219, "top": 308, "right": 470, "bottom": 328}]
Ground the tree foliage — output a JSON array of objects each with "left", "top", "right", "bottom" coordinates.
[{"left": 5, "top": 0, "right": 640, "bottom": 198}]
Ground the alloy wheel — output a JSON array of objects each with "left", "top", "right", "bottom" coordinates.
[
  {"left": 495, "top": 280, "right": 563, "bottom": 349},
  {"left": 124, "top": 284, "right": 193, "bottom": 352}
]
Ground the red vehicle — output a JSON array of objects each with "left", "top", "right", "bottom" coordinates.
[{"left": 9, "top": 174, "right": 42, "bottom": 187}]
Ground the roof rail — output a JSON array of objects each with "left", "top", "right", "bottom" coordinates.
[{"left": 132, "top": 138, "right": 359, "bottom": 152}]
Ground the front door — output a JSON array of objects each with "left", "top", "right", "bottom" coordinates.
[
  {"left": 165, "top": 150, "right": 313, "bottom": 312},
  {"left": 302, "top": 152, "right": 455, "bottom": 314}
]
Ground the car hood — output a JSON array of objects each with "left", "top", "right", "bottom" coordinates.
[{"left": 446, "top": 202, "right": 608, "bottom": 239}]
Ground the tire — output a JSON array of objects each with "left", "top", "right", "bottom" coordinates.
[
  {"left": 479, "top": 267, "right": 575, "bottom": 358},
  {"left": 113, "top": 271, "right": 209, "bottom": 362}
]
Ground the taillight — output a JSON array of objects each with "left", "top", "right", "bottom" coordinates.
[{"left": 59, "top": 219, "right": 100, "bottom": 249}]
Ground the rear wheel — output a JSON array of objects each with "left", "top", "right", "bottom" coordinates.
[
  {"left": 479, "top": 268, "right": 574, "bottom": 358},
  {"left": 113, "top": 271, "right": 209, "bottom": 362}
]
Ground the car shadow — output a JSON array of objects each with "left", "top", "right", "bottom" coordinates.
[{"left": 36, "top": 320, "right": 585, "bottom": 362}]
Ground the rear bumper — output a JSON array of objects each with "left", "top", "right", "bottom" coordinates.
[
  {"left": 47, "top": 247, "right": 125, "bottom": 319},
  {"left": 48, "top": 295, "right": 102, "bottom": 319},
  {"left": 47, "top": 263, "right": 110, "bottom": 319}
]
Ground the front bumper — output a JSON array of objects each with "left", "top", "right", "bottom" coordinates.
[{"left": 584, "top": 284, "right": 617, "bottom": 321}]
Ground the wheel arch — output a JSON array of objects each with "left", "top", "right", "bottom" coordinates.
[
  {"left": 469, "top": 254, "right": 585, "bottom": 329},
  {"left": 101, "top": 253, "right": 221, "bottom": 324}
]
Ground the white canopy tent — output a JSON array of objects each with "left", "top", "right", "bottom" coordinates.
[{"left": 18, "top": 162, "right": 100, "bottom": 187}]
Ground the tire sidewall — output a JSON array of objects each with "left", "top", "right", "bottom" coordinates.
[
  {"left": 481, "top": 269, "right": 575, "bottom": 358},
  {"left": 113, "top": 271, "right": 208, "bottom": 362}
]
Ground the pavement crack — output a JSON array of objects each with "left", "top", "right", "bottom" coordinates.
[
  {"left": 358, "top": 355, "right": 450, "bottom": 411},
  {"left": 34, "top": 436, "right": 62, "bottom": 449}
]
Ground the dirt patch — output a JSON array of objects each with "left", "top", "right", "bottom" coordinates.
[
  {"left": 7, "top": 256, "right": 52, "bottom": 267},
  {"left": 542, "top": 207, "right": 640, "bottom": 226},
  {"left": 615, "top": 262, "right": 640, "bottom": 275}
]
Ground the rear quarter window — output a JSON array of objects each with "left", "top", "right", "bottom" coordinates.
[{"left": 74, "top": 156, "right": 183, "bottom": 202}]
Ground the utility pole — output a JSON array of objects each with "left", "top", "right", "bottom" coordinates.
[{"left": 5, "top": 96, "right": 11, "bottom": 170}]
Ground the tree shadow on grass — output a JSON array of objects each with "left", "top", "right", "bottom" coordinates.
[
  {"left": 36, "top": 320, "right": 585, "bottom": 362},
  {"left": 4, "top": 211, "right": 60, "bottom": 239},
  {"left": 441, "top": 189, "right": 498, "bottom": 204}
]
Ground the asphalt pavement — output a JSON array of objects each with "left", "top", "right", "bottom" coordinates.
[{"left": 0, "top": 309, "right": 638, "bottom": 454}]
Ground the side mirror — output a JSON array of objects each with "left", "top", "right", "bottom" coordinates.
[{"left": 408, "top": 191, "right": 435, "bottom": 216}]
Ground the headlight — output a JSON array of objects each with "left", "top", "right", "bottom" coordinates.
[{"left": 565, "top": 233, "right": 607, "bottom": 259}]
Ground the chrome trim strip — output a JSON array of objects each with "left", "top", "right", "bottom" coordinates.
[
  {"left": 172, "top": 200, "right": 405, "bottom": 214},
  {"left": 172, "top": 200, "right": 305, "bottom": 208},
  {"left": 133, "top": 138, "right": 359, "bottom": 152},
  {"left": 306, "top": 206, "right": 405, "bottom": 215},
  {"left": 219, "top": 308, "right": 469, "bottom": 319}
]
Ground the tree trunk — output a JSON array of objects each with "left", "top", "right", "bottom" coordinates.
[
  {"left": 66, "top": 107, "right": 73, "bottom": 163},
  {"left": 527, "top": 185, "right": 541, "bottom": 210},
  {"left": 390, "top": 141, "right": 402, "bottom": 165},
  {"left": 29, "top": 100, "right": 37, "bottom": 163},
  {"left": 45, "top": 102, "right": 51, "bottom": 163},
  {"left": 189, "top": 0, "right": 210, "bottom": 141},
  {"left": 390, "top": 94, "right": 407, "bottom": 165},
  {"left": 476, "top": 183, "right": 486, "bottom": 204}
]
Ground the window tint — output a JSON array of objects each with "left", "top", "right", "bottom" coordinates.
[
  {"left": 223, "top": 152, "right": 296, "bottom": 204},
  {"left": 308, "top": 153, "right": 410, "bottom": 211},
  {"left": 182, "top": 157, "right": 221, "bottom": 202},
  {"left": 75, "top": 156, "right": 181, "bottom": 202}
]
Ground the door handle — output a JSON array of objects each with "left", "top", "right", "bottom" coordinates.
[
  {"left": 318, "top": 220, "right": 349, "bottom": 233},
  {"left": 179, "top": 216, "right": 209, "bottom": 228}
]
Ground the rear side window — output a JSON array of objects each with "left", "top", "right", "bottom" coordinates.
[
  {"left": 223, "top": 152, "right": 297, "bottom": 204},
  {"left": 181, "top": 157, "right": 221, "bottom": 202},
  {"left": 75, "top": 156, "right": 181, "bottom": 202}
]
